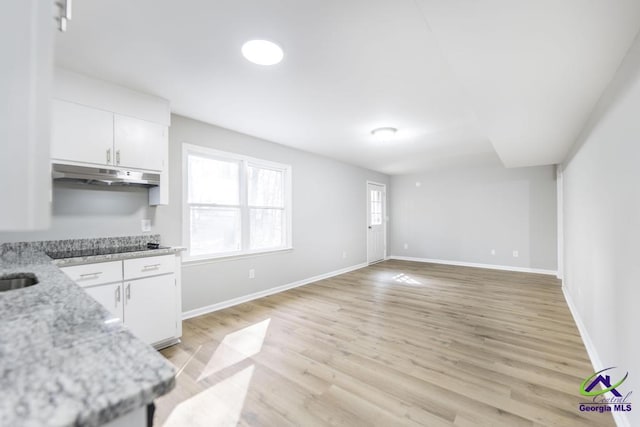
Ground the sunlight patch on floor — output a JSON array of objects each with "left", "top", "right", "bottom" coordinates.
[
  {"left": 197, "top": 318, "right": 270, "bottom": 382},
  {"left": 392, "top": 273, "right": 422, "bottom": 285},
  {"left": 164, "top": 364, "right": 255, "bottom": 427}
]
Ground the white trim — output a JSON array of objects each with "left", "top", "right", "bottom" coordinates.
[
  {"left": 183, "top": 248, "right": 294, "bottom": 267},
  {"left": 366, "top": 180, "right": 387, "bottom": 265},
  {"left": 562, "top": 286, "right": 630, "bottom": 427},
  {"left": 557, "top": 166, "right": 564, "bottom": 280},
  {"left": 388, "top": 255, "right": 557, "bottom": 276},
  {"left": 561, "top": 286, "right": 602, "bottom": 371},
  {"left": 184, "top": 246, "right": 294, "bottom": 264},
  {"left": 182, "top": 262, "right": 368, "bottom": 320}
]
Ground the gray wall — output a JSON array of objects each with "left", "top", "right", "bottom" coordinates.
[
  {"left": 390, "top": 165, "right": 557, "bottom": 271},
  {"left": 562, "top": 31, "right": 640, "bottom": 427},
  {"left": 0, "top": 183, "right": 155, "bottom": 243},
  {"left": 156, "top": 115, "right": 389, "bottom": 312}
]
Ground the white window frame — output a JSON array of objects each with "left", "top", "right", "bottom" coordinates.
[{"left": 182, "top": 143, "right": 293, "bottom": 262}]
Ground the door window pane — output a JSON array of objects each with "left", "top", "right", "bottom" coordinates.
[
  {"left": 370, "top": 190, "right": 383, "bottom": 225},
  {"left": 250, "top": 208, "right": 283, "bottom": 250},
  {"left": 190, "top": 207, "right": 241, "bottom": 255},
  {"left": 248, "top": 166, "right": 284, "bottom": 207},
  {"left": 188, "top": 155, "right": 240, "bottom": 205}
]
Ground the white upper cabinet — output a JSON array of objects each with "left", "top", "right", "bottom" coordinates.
[
  {"left": 52, "top": 69, "right": 171, "bottom": 172},
  {"left": 114, "top": 114, "right": 165, "bottom": 171},
  {"left": 52, "top": 103, "right": 167, "bottom": 172},
  {"left": 0, "top": 0, "right": 55, "bottom": 231},
  {"left": 51, "top": 69, "right": 171, "bottom": 204},
  {"left": 52, "top": 100, "right": 114, "bottom": 166}
]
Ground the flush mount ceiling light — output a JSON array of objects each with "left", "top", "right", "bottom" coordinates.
[
  {"left": 371, "top": 127, "right": 398, "bottom": 140},
  {"left": 241, "top": 40, "right": 284, "bottom": 65}
]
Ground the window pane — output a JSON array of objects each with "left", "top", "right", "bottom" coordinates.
[
  {"left": 190, "top": 207, "right": 241, "bottom": 256},
  {"left": 248, "top": 166, "right": 284, "bottom": 207},
  {"left": 250, "top": 208, "right": 284, "bottom": 250},
  {"left": 188, "top": 155, "right": 239, "bottom": 205},
  {"left": 370, "top": 190, "right": 383, "bottom": 225}
]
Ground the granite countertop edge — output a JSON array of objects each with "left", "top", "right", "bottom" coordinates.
[
  {"left": 0, "top": 245, "right": 178, "bottom": 427},
  {"left": 52, "top": 246, "right": 187, "bottom": 267}
]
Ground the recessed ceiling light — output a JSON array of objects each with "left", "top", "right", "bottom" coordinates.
[
  {"left": 371, "top": 127, "right": 397, "bottom": 140},
  {"left": 241, "top": 40, "right": 284, "bottom": 65}
]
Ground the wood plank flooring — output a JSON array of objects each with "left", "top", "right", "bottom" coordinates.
[{"left": 155, "top": 260, "right": 614, "bottom": 426}]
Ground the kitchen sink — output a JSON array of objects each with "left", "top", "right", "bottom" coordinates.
[{"left": 0, "top": 273, "right": 39, "bottom": 292}]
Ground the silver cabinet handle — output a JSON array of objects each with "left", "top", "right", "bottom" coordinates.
[
  {"left": 63, "top": 0, "right": 72, "bottom": 20},
  {"left": 79, "top": 272, "right": 102, "bottom": 278},
  {"left": 115, "top": 285, "right": 120, "bottom": 306},
  {"left": 116, "top": 150, "right": 121, "bottom": 165},
  {"left": 57, "top": 0, "right": 72, "bottom": 32},
  {"left": 143, "top": 264, "right": 161, "bottom": 270},
  {"left": 126, "top": 283, "right": 131, "bottom": 301},
  {"left": 106, "top": 148, "right": 111, "bottom": 164}
]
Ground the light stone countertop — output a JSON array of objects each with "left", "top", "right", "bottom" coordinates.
[
  {"left": 0, "top": 244, "right": 177, "bottom": 426},
  {"left": 52, "top": 246, "right": 186, "bottom": 267}
]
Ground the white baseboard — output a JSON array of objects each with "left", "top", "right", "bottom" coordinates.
[
  {"left": 561, "top": 286, "right": 603, "bottom": 371},
  {"left": 182, "top": 262, "right": 368, "bottom": 320},
  {"left": 562, "top": 286, "right": 629, "bottom": 427},
  {"left": 388, "top": 255, "right": 557, "bottom": 276}
]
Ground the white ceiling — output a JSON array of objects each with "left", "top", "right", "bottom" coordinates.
[{"left": 55, "top": 0, "right": 640, "bottom": 174}]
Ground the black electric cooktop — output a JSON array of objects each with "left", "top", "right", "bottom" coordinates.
[{"left": 46, "top": 243, "right": 167, "bottom": 260}]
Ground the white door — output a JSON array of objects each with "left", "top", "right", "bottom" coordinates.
[
  {"left": 114, "top": 114, "right": 165, "bottom": 171},
  {"left": 84, "top": 283, "right": 124, "bottom": 322},
  {"left": 51, "top": 100, "right": 114, "bottom": 166},
  {"left": 367, "top": 182, "right": 386, "bottom": 264},
  {"left": 124, "top": 275, "right": 176, "bottom": 345}
]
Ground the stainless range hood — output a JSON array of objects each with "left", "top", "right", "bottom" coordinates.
[{"left": 52, "top": 163, "right": 160, "bottom": 187}]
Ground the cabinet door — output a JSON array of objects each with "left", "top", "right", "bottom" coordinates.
[
  {"left": 0, "top": 0, "right": 53, "bottom": 230},
  {"left": 114, "top": 114, "right": 166, "bottom": 171},
  {"left": 52, "top": 100, "right": 114, "bottom": 165},
  {"left": 124, "top": 275, "right": 176, "bottom": 345},
  {"left": 84, "top": 283, "right": 124, "bottom": 322}
]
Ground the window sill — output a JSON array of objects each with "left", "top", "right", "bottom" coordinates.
[{"left": 182, "top": 247, "right": 294, "bottom": 266}]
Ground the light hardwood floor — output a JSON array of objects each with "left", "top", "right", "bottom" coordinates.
[{"left": 155, "top": 260, "right": 614, "bottom": 427}]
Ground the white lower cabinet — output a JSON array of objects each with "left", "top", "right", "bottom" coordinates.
[
  {"left": 124, "top": 275, "right": 176, "bottom": 345},
  {"left": 61, "top": 254, "right": 181, "bottom": 348},
  {"left": 84, "top": 282, "right": 123, "bottom": 321}
]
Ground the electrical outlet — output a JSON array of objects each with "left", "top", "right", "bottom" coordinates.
[
  {"left": 141, "top": 219, "right": 151, "bottom": 232},
  {"left": 404, "top": 243, "right": 409, "bottom": 250},
  {"left": 342, "top": 251, "right": 347, "bottom": 259},
  {"left": 249, "top": 268, "right": 255, "bottom": 279},
  {"left": 491, "top": 249, "right": 496, "bottom": 255},
  {"left": 513, "top": 250, "right": 519, "bottom": 258}
]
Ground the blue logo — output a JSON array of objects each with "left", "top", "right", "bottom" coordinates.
[
  {"left": 578, "top": 367, "right": 632, "bottom": 414},
  {"left": 581, "top": 367, "right": 628, "bottom": 397}
]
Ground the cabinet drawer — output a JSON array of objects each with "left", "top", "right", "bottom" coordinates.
[
  {"left": 60, "top": 261, "right": 122, "bottom": 287},
  {"left": 124, "top": 255, "right": 174, "bottom": 280}
]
